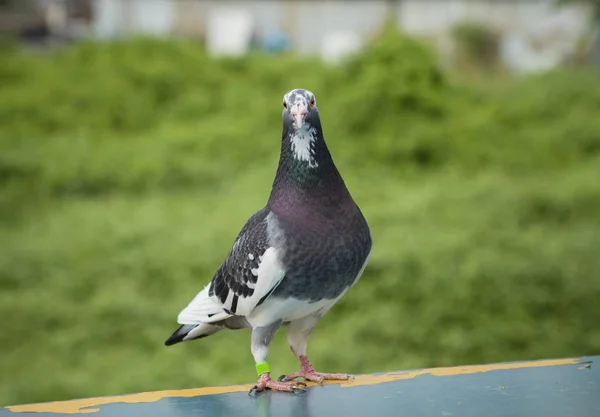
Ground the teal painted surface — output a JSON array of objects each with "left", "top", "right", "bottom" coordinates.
[{"left": 3, "top": 357, "right": 598, "bottom": 417}]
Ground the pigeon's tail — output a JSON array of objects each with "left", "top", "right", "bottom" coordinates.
[
  {"left": 177, "top": 286, "right": 232, "bottom": 324},
  {"left": 164, "top": 322, "right": 221, "bottom": 346}
]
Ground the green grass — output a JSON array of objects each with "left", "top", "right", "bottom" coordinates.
[{"left": 1, "top": 32, "right": 600, "bottom": 406}]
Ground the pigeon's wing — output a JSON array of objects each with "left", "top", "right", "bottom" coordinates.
[{"left": 177, "top": 208, "right": 286, "bottom": 325}]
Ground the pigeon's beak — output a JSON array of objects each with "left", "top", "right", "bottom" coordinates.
[{"left": 290, "top": 102, "right": 308, "bottom": 128}]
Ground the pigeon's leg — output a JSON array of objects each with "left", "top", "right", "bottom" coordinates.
[
  {"left": 249, "top": 321, "right": 306, "bottom": 394},
  {"left": 279, "top": 316, "right": 352, "bottom": 383}
]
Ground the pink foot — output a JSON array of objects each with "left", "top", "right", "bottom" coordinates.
[
  {"left": 249, "top": 373, "right": 306, "bottom": 394},
  {"left": 278, "top": 355, "right": 353, "bottom": 384}
]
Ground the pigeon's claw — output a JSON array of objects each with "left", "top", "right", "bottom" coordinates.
[
  {"left": 248, "top": 373, "right": 306, "bottom": 395},
  {"left": 279, "top": 355, "right": 353, "bottom": 384},
  {"left": 279, "top": 371, "right": 351, "bottom": 383}
]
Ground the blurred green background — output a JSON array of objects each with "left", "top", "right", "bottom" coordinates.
[{"left": 1, "top": 27, "right": 600, "bottom": 407}]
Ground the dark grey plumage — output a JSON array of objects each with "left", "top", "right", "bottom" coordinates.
[
  {"left": 266, "top": 89, "right": 371, "bottom": 301},
  {"left": 202, "top": 88, "right": 371, "bottom": 312}
]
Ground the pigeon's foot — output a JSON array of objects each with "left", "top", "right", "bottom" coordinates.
[
  {"left": 278, "top": 355, "right": 353, "bottom": 384},
  {"left": 279, "top": 370, "right": 351, "bottom": 383},
  {"left": 249, "top": 373, "right": 306, "bottom": 394}
]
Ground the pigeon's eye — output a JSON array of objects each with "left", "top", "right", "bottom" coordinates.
[
  {"left": 309, "top": 97, "right": 315, "bottom": 108},
  {"left": 283, "top": 101, "right": 288, "bottom": 110}
]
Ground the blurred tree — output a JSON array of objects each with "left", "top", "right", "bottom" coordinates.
[
  {"left": 559, "top": 0, "right": 600, "bottom": 66},
  {"left": 451, "top": 21, "right": 501, "bottom": 73}
]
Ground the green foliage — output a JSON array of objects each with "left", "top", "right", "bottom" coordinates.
[
  {"left": 1, "top": 31, "right": 600, "bottom": 406},
  {"left": 328, "top": 27, "right": 446, "bottom": 134}
]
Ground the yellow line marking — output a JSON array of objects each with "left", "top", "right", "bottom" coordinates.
[
  {"left": 7, "top": 385, "right": 252, "bottom": 415},
  {"left": 326, "top": 357, "right": 580, "bottom": 389},
  {"left": 6, "top": 357, "right": 581, "bottom": 414}
]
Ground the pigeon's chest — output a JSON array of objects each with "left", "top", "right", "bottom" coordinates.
[{"left": 273, "top": 207, "right": 372, "bottom": 301}]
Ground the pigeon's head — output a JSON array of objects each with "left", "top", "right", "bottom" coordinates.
[{"left": 282, "top": 88, "right": 319, "bottom": 131}]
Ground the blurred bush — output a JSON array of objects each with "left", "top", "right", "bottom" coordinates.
[
  {"left": 451, "top": 21, "right": 501, "bottom": 72},
  {"left": 1, "top": 30, "right": 600, "bottom": 406}
]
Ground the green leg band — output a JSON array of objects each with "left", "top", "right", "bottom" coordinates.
[{"left": 256, "top": 361, "right": 271, "bottom": 376}]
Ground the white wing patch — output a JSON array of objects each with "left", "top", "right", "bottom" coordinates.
[
  {"left": 229, "top": 247, "right": 286, "bottom": 316},
  {"left": 177, "top": 247, "right": 286, "bottom": 325}
]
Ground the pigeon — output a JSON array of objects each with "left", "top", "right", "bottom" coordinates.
[{"left": 165, "top": 88, "right": 372, "bottom": 393}]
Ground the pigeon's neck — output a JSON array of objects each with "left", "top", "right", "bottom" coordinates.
[{"left": 268, "top": 124, "right": 351, "bottom": 213}]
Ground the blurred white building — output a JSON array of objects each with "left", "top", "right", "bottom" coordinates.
[
  {"left": 90, "top": 0, "right": 591, "bottom": 71},
  {"left": 1, "top": 0, "right": 592, "bottom": 72}
]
